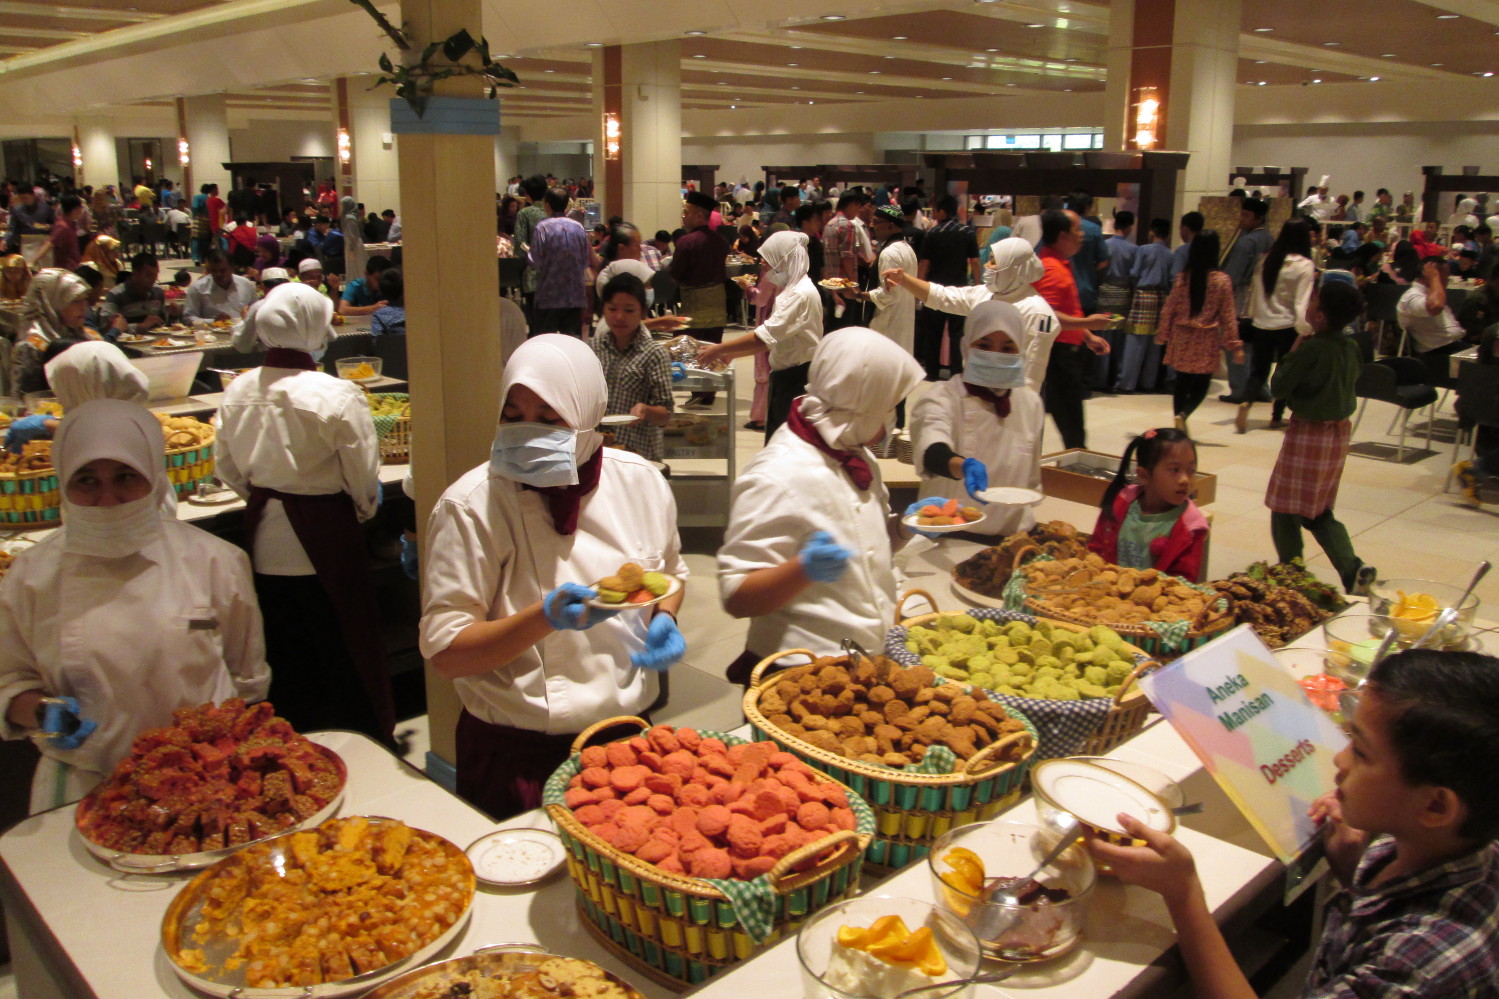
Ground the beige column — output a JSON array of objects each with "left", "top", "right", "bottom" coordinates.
[
  {"left": 1168, "top": 0, "right": 1239, "bottom": 214},
  {"left": 182, "top": 94, "right": 232, "bottom": 198},
  {"left": 341, "top": 76, "right": 402, "bottom": 216},
  {"left": 593, "top": 41, "right": 682, "bottom": 237},
  {"left": 1101, "top": 0, "right": 1134, "bottom": 151},
  {"left": 74, "top": 116, "right": 120, "bottom": 193},
  {"left": 398, "top": 0, "right": 504, "bottom": 772}
]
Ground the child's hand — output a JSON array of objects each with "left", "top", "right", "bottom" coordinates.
[
  {"left": 1308, "top": 791, "right": 1369, "bottom": 884},
  {"left": 1088, "top": 813, "right": 1199, "bottom": 909}
]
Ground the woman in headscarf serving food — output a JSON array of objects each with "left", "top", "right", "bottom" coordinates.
[
  {"left": 0, "top": 400, "right": 268, "bottom": 813},
  {"left": 419, "top": 334, "right": 689, "bottom": 819},
  {"left": 696, "top": 230, "right": 823, "bottom": 439},
  {"left": 11, "top": 269, "right": 101, "bottom": 395},
  {"left": 909, "top": 300, "right": 1045, "bottom": 537},
  {"left": 718, "top": 328, "right": 924, "bottom": 684},
  {"left": 214, "top": 283, "right": 393, "bottom": 743}
]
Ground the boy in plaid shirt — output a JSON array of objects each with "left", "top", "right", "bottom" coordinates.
[{"left": 1094, "top": 648, "right": 1499, "bottom": 998}]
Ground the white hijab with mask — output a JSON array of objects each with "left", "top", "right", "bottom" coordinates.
[
  {"left": 490, "top": 333, "right": 606, "bottom": 486},
  {"left": 43, "top": 341, "right": 148, "bottom": 408},
  {"left": 255, "top": 281, "right": 334, "bottom": 353},
  {"left": 55, "top": 399, "right": 172, "bottom": 558},
  {"left": 799, "top": 326, "right": 924, "bottom": 451},
  {"left": 759, "top": 230, "right": 810, "bottom": 288},
  {"left": 982, "top": 236, "right": 1059, "bottom": 391}
]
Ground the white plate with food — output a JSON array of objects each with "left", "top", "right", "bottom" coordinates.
[
  {"left": 583, "top": 570, "right": 683, "bottom": 610},
  {"left": 902, "top": 513, "right": 979, "bottom": 535},
  {"left": 974, "top": 486, "right": 1045, "bottom": 506},
  {"left": 465, "top": 828, "right": 567, "bottom": 889},
  {"left": 117, "top": 333, "right": 156, "bottom": 344},
  {"left": 818, "top": 278, "right": 858, "bottom": 291},
  {"left": 599, "top": 414, "right": 640, "bottom": 427}
]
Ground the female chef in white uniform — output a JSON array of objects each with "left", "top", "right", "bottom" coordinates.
[
  {"left": 5, "top": 340, "right": 152, "bottom": 456},
  {"left": 883, "top": 236, "right": 1060, "bottom": 392},
  {"left": 909, "top": 300, "right": 1044, "bottom": 537},
  {"left": 420, "top": 334, "right": 689, "bottom": 818},
  {"left": 718, "top": 328, "right": 924, "bottom": 683},
  {"left": 696, "top": 230, "right": 822, "bottom": 440},
  {"left": 0, "top": 400, "right": 268, "bottom": 813}
]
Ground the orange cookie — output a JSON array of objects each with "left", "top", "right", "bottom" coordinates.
[
  {"left": 579, "top": 746, "right": 609, "bottom": 770},
  {"left": 605, "top": 742, "right": 638, "bottom": 768},
  {"left": 689, "top": 848, "right": 733, "bottom": 879}
]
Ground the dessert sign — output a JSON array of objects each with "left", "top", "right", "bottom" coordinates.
[{"left": 1138, "top": 625, "right": 1345, "bottom": 864}]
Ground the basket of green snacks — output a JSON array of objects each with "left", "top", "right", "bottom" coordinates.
[{"left": 884, "top": 590, "right": 1159, "bottom": 761}]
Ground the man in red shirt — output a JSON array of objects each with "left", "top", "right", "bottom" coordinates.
[
  {"left": 47, "top": 196, "right": 84, "bottom": 271},
  {"left": 1034, "top": 209, "right": 1112, "bottom": 449}
]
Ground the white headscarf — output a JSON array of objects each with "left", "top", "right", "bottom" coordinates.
[
  {"left": 800, "top": 327, "right": 924, "bottom": 450},
  {"left": 43, "top": 341, "right": 148, "bottom": 409},
  {"left": 255, "top": 281, "right": 334, "bottom": 352},
  {"left": 23, "top": 268, "right": 91, "bottom": 344},
  {"left": 496, "top": 333, "right": 607, "bottom": 464},
  {"left": 982, "top": 237, "right": 1045, "bottom": 302},
  {"left": 54, "top": 399, "right": 171, "bottom": 557},
  {"left": 759, "top": 230, "right": 810, "bottom": 288},
  {"left": 963, "top": 300, "right": 1031, "bottom": 360},
  {"left": 1458, "top": 197, "right": 1478, "bottom": 215}
]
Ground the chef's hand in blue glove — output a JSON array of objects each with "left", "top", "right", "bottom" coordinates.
[
  {"left": 670, "top": 362, "right": 688, "bottom": 382},
  {"left": 632, "top": 613, "right": 685, "bottom": 671},
  {"left": 543, "top": 582, "right": 621, "bottom": 631},
  {"left": 905, "top": 497, "right": 953, "bottom": 539},
  {"left": 40, "top": 696, "right": 96, "bottom": 750},
  {"left": 6, "top": 415, "right": 54, "bottom": 455},
  {"left": 399, "top": 533, "right": 419, "bottom": 580},
  {"left": 798, "top": 530, "right": 850, "bottom": 583},
  {"left": 962, "top": 458, "right": 989, "bottom": 502}
]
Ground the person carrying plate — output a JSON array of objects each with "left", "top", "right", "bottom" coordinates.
[
  {"left": 0, "top": 400, "right": 268, "bottom": 813},
  {"left": 908, "top": 300, "right": 1045, "bottom": 538},
  {"left": 419, "top": 334, "right": 689, "bottom": 819},
  {"left": 718, "top": 328, "right": 924, "bottom": 684}
]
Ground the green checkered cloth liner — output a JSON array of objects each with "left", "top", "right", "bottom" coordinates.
[
  {"left": 541, "top": 727, "right": 781, "bottom": 945},
  {"left": 885, "top": 607, "right": 1116, "bottom": 760},
  {"left": 1001, "top": 555, "right": 1227, "bottom": 653},
  {"left": 367, "top": 393, "right": 408, "bottom": 439}
]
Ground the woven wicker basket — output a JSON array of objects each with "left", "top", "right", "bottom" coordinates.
[
  {"left": 543, "top": 716, "right": 875, "bottom": 990},
  {"left": 368, "top": 393, "right": 410, "bottom": 464},
  {"left": 0, "top": 464, "right": 60, "bottom": 526},
  {"left": 163, "top": 432, "right": 216, "bottom": 498},
  {"left": 889, "top": 588, "right": 1159, "bottom": 761},
  {"left": 743, "top": 651, "right": 1038, "bottom": 872}
]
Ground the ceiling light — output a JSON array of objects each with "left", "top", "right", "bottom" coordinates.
[
  {"left": 790, "top": 45, "right": 803, "bottom": 49},
  {"left": 985, "top": 48, "right": 999, "bottom": 53},
  {"left": 790, "top": 85, "right": 800, "bottom": 89},
  {"left": 1321, "top": 41, "right": 1340, "bottom": 46},
  {"left": 684, "top": 30, "right": 705, "bottom": 35},
  {"left": 1436, "top": 12, "right": 1459, "bottom": 18},
  {"left": 892, "top": 35, "right": 908, "bottom": 40},
  {"left": 1025, "top": 23, "right": 1045, "bottom": 28},
  {"left": 1381, "top": 52, "right": 1395, "bottom": 57},
  {"left": 1432, "top": 62, "right": 1445, "bottom": 66},
  {"left": 1253, "top": 60, "right": 1266, "bottom": 64},
  {"left": 584, "top": 42, "right": 603, "bottom": 47},
  {"left": 941, "top": 76, "right": 953, "bottom": 80},
  {"left": 820, "top": 14, "right": 844, "bottom": 20},
  {"left": 543, "top": 68, "right": 555, "bottom": 72},
  {"left": 869, "top": 70, "right": 881, "bottom": 74},
  {"left": 1062, "top": 87, "right": 1072, "bottom": 91},
  {"left": 1369, "top": 75, "right": 1380, "bottom": 81},
  {"left": 808, "top": 100, "right": 815, "bottom": 104},
  {"left": 1005, "top": 82, "right": 1016, "bottom": 86},
  {"left": 691, "top": 53, "right": 706, "bottom": 58},
  {"left": 1311, "top": 78, "right": 1322, "bottom": 83},
  {"left": 855, "top": 90, "right": 864, "bottom": 94},
  {"left": 787, "top": 62, "right": 799, "bottom": 66},
  {"left": 1486, "top": 72, "right": 1496, "bottom": 77},
  {"left": 716, "top": 81, "right": 726, "bottom": 85},
  {"left": 884, "top": 55, "right": 896, "bottom": 59},
  {"left": 1253, "top": 26, "right": 1272, "bottom": 32},
  {"left": 1257, "top": 80, "right": 1266, "bottom": 85}
]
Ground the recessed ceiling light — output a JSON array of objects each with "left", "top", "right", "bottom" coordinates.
[
  {"left": 1311, "top": 78, "right": 1322, "bottom": 83},
  {"left": 1369, "top": 75, "right": 1380, "bottom": 81},
  {"left": 1486, "top": 72, "right": 1496, "bottom": 77},
  {"left": 790, "top": 85, "right": 800, "bottom": 89},
  {"left": 787, "top": 62, "right": 798, "bottom": 66},
  {"left": 941, "top": 76, "right": 953, "bottom": 80},
  {"left": 1062, "top": 87, "right": 1072, "bottom": 91},
  {"left": 1432, "top": 61, "right": 1445, "bottom": 66},
  {"left": 691, "top": 53, "right": 706, "bottom": 58},
  {"left": 1025, "top": 23, "right": 1045, "bottom": 28},
  {"left": 1253, "top": 60, "right": 1266, "bottom": 64},
  {"left": 1253, "top": 26, "right": 1272, "bottom": 32},
  {"left": 1436, "top": 12, "right": 1459, "bottom": 18},
  {"left": 985, "top": 48, "right": 999, "bottom": 53},
  {"left": 869, "top": 70, "right": 881, "bottom": 74},
  {"left": 584, "top": 42, "right": 603, "bottom": 47},
  {"left": 892, "top": 35, "right": 908, "bottom": 40},
  {"left": 855, "top": 90, "right": 865, "bottom": 94},
  {"left": 1005, "top": 82, "right": 1016, "bottom": 86},
  {"left": 820, "top": 14, "right": 844, "bottom": 20},
  {"left": 1257, "top": 80, "right": 1266, "bottom": 86},
  {"left": 808, "top": 100, "right": 815, "bottom": 104},
  {"left": 1063, "top": 57, "right": 1077, "bottom": 62},
  {"left": 684, "top": 30, "right": 705, "bottom": 35},
  {"left": 884, "top": 55, "right": 896, "bottom": 59},
  {"left": 1380, "top": 52, "right": 1395, "bottom": 57},
  {"left": 716, "top": 81, "right": 726, "bottom": 85},
  {"left": 790, "top": 45, "right": 803, "bottom": 49},
  {"left": 543, "top": 68, "right": 555, "bottom": 72},
  {"left": 1321, "top": 41, "right": 1340, "bottom": 46}
]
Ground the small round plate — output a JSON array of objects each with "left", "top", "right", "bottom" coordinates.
[
  {"left": 117, "top": 333, "right": 154, "bottom": 344},
  {"left": 584, "top": 573, "right": 683, "bottom": 610},
  {"left": 974, "top": 486, "right": 1045, "bottom": 506},
  {"left": 466, "top": 828, "right": 566, "bottom": 888},
  {"left": 901, "top": 513, "right": 977, "bottom": 534},
  {"left": 599, "top": 414, "right": 640, "bottom": 427},
  {"left": 818, "top": 278, "right": 857, "bottom": 291}
]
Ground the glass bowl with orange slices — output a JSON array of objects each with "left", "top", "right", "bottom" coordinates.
[
  {"left": 1366, "top": 578, "right": 1478, "bottom": 649},
  {"left": 796, "top": 895, "right": 983, "bottom": 999}
]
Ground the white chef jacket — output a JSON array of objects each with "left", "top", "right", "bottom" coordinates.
[
  {"left": 922, "top": 283, "right": 1061, "bottom": 393},
  {"left": 0, "top": 521, "right": 269, "bottom": 811},
  {"left": 910, "top": 379, "right": 1045, "bottom": 536},
  {"left": 755, "top": 275, "right": 822, "bottom": 371},
  {"left": 419, "top": 449, "right": 689, "bottom": 734},
  {"left": 214, "top": 366, "right": 381, "bottom": 575},
  {"left": 719, "top": 429, "right": 896, "bottom": 659},
  {"left": 184, "top": 273, "right": 257, "bottom": 322},
  {"left": 1248, "top": 254, "right": 1315, "bottom": 334},
  {"left": 868, "top": 239, "right": 918, "bottom": 355}
]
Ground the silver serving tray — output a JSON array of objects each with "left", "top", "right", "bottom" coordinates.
[
  {"left": 358, "top": 943, "right": 646, "bottom": 999},
  {"left": 161, "top": 816, "right": 476, "bottom": 998},
  {"left": 74, "top": 742, "right": 347, "bottom": 874}
]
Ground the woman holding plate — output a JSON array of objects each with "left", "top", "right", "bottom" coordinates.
[
  {"left": 420, "top": 334, "right": 688, "bottom": 818},
  {"left": 909, "top": 300, "right": 1045, "bottom": 537}
]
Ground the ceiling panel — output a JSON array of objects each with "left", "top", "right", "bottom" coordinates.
[
  {"left": 1236, "top": 58, "right": 1362, "bottom": 86},
  {"left": 1242, "top": 0, "right": 1499, "bottom": 78},
  {"left": 793, "top": 9, "right": 1107, "bottom": 63}
]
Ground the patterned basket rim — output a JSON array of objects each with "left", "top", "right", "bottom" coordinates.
[
  {"left": 543, "top": 720, "right": 874, "bottom": 903},
  {"left": 742, "top": 651, "right": 1040, "bottom": 789},
  {"left": 891, "top": 608, "right": 1153, "bottom": 710}
]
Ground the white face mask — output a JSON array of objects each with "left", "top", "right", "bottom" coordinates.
[
  {"left": 62, "top": 494, "right": 163, "bottom": 558},
  {"left": 964, "top": 349, "right": 1026, "bottom": 390},
  {"left": 489, "top": 422, "right": 580, "bottom": 488}
]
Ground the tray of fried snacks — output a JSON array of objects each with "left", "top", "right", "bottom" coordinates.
[{"left": 359, "top": 944, "right": 647, "bottom": 999}]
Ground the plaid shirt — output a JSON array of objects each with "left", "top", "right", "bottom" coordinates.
[
  {"left": 1305, "top": 836, "right": 1499, "bottom": 998},
  {"left": 822, "top": 214, "right": 859, "bottom": 278},
  {"left": 640, "top": 242, "right": 663, "bottom": 272},
  {"left": 591, "top": 328, "right": 674, "bottom": 461}
]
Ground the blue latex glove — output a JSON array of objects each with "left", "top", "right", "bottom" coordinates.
[
  {"left": 6, "top": 415, "right": 53, "bottom": 455},
  {"left": 670, "top": 362, "right": 688, "bottom": 382},
  {"left": 632, "top": 613, "right": 685, "bottom": 672},
  {"left": 543, "top": 582, "right": 621, "bottom": 631},
  {"left": 904, "top": 497, "right": 953, "bottom": 539},
  {"left": 40, "top": 696, "right": 97, "bottom": 750},
  {"left": 962, "top": 458, "right": 989, "bottom": 502},
  {"left": 798, "top": 530, "right": 851, "bottom": 583},
  {"left": 400, "top": 534, "right": 419, "bottom": 580}
]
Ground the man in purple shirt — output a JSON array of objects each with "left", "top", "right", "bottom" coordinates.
[{"left": 527, "top": 187, "right": 590, "bottom": 336}]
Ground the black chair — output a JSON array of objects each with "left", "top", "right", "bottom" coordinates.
[
  {"left": 320, "top": 332, "right": 375, "bottom": 376},
  {"left": 373, "top": 333, "right": 408, "bottom": 380},
  {"left": 172, "top": 223, "right": 193, "bottom": 258},
  {"left": 1446, "top": 360, "right": 1499, "bottom": 491},
  {"left": 116, "top": 220, "right": 141, "bottom": 256},
  {"left": 498, "top": 258, "right": 525, "bottom": 300},
  {"left": 1351, "top": 356, "right": 1439, "bottom": 461},
  {"left": 138, "top": 221, "right": 166, "bottom": 256},
  {"left": 650, "top": 270, "right": 679, "bottom": 316}
]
